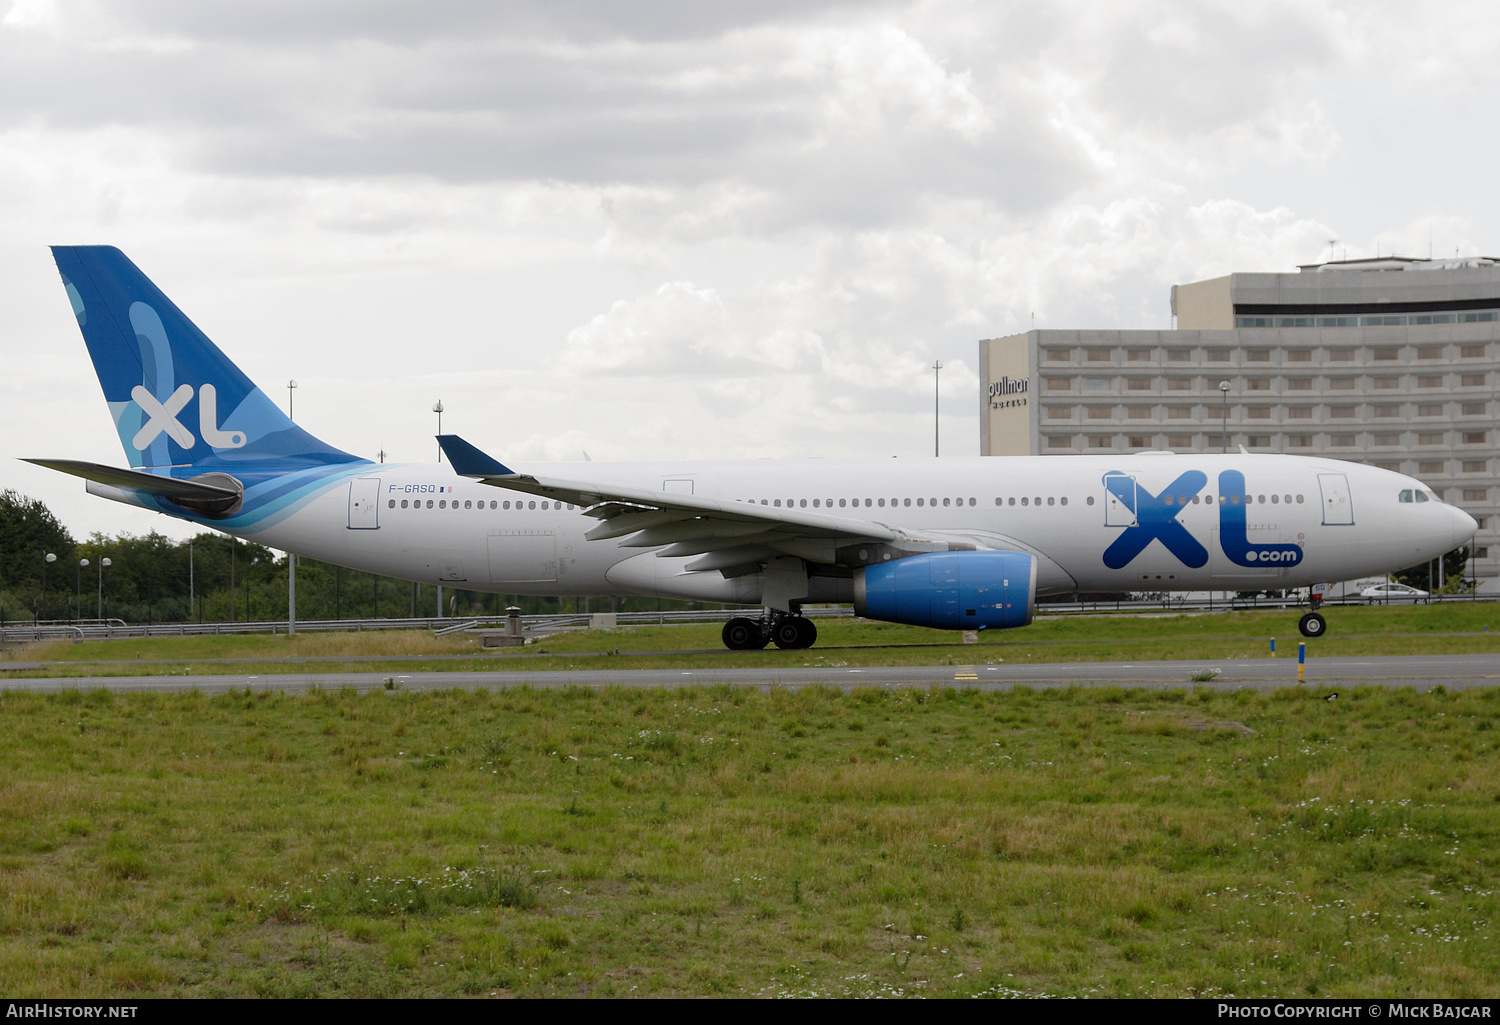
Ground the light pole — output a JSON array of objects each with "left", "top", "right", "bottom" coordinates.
[
  {"left": 932, "top": 361, "right": 943, "bottom": 457},
  {"left": 287, "top": 379, "right": 298, "bottom": 420},
  {"left": 97, "top": 557, "right": 111, "bottom": 620},
  {"left": 433, "top": 400, "right": 444, "bottom": 461},
  {"left": 76, "top": 557, "right": 88, "bottom": 622},
  {"left": 1219, "top": 380, "right": 1231, "bottom": 453},
  {"left": 41, "top": 552, "right": 56, "bottom": 621}
]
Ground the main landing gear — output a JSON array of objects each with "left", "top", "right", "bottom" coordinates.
[{"left": 722, "top": 614, "right": 818, "bottom": 650}]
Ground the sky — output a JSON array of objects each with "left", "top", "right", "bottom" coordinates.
[{"left": 3, "top": 0, "right": 1500, "bottom": 542}]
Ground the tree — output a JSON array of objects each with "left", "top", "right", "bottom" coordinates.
[
  {"left": 1393, "top": 545, "right": 1470, "bottom": 593},
  {"left": 0, "top": 490, "right": 76, "bottom": 618}
]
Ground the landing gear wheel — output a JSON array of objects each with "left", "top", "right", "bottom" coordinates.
[
  {"left": 771, "top": 616, "right": 818, "bottom": 650},
  {"left": 1298, "top": 612, "right": 1327, "bottom": 638},
  {"left": 723, "top": 617, "right": 768, "bottom": 650}
]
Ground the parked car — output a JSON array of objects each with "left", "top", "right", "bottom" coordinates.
[{"left": 1359, "top": 582, "right": 1430, "bottom": 603}]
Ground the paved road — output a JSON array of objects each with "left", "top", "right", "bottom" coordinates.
[{"left": 2, "top": 654, "right": 1496, "bottom": 694}]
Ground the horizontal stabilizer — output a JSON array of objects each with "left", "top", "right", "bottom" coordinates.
[
  {"left": 25, "top": 458, "right": 244, "bottom": 518},
  {"left": 437, "top": 435, "right": 514, "bottom": 477}
]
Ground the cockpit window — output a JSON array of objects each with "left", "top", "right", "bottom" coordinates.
[
  {"left": 1415, "top": 490, "right": 1430, "bottom": 503},
  {"left": 1399, "top": 489, "right": 1413, "bottom": 503}
]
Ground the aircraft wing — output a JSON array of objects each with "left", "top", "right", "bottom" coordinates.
[{"left": 438, "top": 434, "right": 909, "bottom": 569}]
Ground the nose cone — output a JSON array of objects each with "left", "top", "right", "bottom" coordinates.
[{"left": 1452, "top": 504, "right": 1480, "bottom": 547}]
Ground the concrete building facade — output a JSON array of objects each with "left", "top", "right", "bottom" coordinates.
[{"left": 979, "top": 257, "right": 1500, "bottom": 586}]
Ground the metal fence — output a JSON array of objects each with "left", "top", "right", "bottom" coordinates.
[{"left": 1, "top": 592, "right": 1490, "bottom": 644}]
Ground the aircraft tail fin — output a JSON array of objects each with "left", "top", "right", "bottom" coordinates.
[{"left": 50, "top": 245, "right": 360, "bottom": 471}]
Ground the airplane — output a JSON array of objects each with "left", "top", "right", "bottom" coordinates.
[{"left": 27, "top": 246, "right": 1478, "bottom": 649}]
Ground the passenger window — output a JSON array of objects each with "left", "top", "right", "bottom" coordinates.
[
  {"left": 541, "top": 501, "right": 549, "bottom": 510},
  {"left": 1230, "top": 495, "right": 1240, "bottom": 505},
  {"left": 1271, "top": 494, "right": 1279, "bottom": 504},
  {"left": 1047, "top": 497, "right": 1055, "bottom": 506},
  {"left": 800, "top": 499, "right": 807, "bottom": 508},
  {"left": 916, "top": 498, "right": 924, "bottom": 507},
  {"left": 865, "top": 499, "right": 873, "bottom": 507},
  {"left": 1399, "top": 490, "right": 1413, "bottom": 503},
  {"left": 1021, "top": 497, "right": 1029, "bottom": 506},
  {"left": 812, "top": 499, "right": 820, "bottom": 507},
  {"left": 1284, "top": 495, "right": 1291, "bottom": 504},
  {"left": 1009, "top": 497, "right": 1016, "bottom": 506},
  {"left": 943, "top": 498, "right": 951, "bottom": 507},
  {"left": 774, "top": 499, "right": 782, "bottom": 507},
  {"left": 502, "top": 501, "right": 510, "bottom": 509},
  {"left": 1295, "top": 495, "right": 1304, "bottom": 503},
  {"left": 528, "top": 501, "right": 536, "bottom": 509},
  {"left": 1086, "top": 496, "right": 1095, "bottom": 506},
  {"left": 427, "top": 500, "right": 434, "bottom": 508},
  {"left": 968, "top": 498, "right": 976, "bottom": 506},
  {"left": 1258, "top": 495, "right": 1265, "bottom": 503},
  {"left": 439, "top": 500, "right": 447, "bottom": 509},
  {"left": 839, "top": 499, "right": 847, "bottom": 507},
  {"left": 878, "top": 498, "right": 886, "bottom": 507},
  {"left": 904, "top": 498, "right": 911, "bottom": 507},
  {"left": 400, "top": 499, "right": 407, "bottom": 508}
]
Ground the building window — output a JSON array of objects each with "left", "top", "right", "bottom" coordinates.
[
  {"left": 1289, "top": 435, "right": 1313, "bottom": 448},
  {"left": 1374, "top": 461, "right": 1401, "bottom": 471},
  {"left": 1127, "top": 349, "right": 1151, "bottom": 362},
  {"left": 1464, "top": 460, "right": 1488, "bottom": 473},
  {"left": 1088, "top": 436, "right": 1112, "bottom": 449},
  {"left": 1168, "top": 406, "right": 1192, "bottom": 419},
  {"left": 1463, "top": 402, "right": 1487, "bottom": 415},
  {"left": 1168, "top": 434, "right": 1192, "bottom": 448},
  {"left": 1047, "top": 436, "right": 1071, "bottom": 449},
  {"left": 1329, "top": 348, "right": 1355, "bottom": 361},
  {"left": 1465, "top": 489, "right": 1488, "bottom": 502},
  {"left": 1331, "top": 434, "right": 1356, "bottom": 446},
  {"left": 1374, "top": 433, "right": 1400, "bottom": 446},
  {"left": 1168, "top": 378, "right": 1191, "bottom": 391},
  {"left": 1417, "top": 346, "right": 1443, "bottom": 360},
  {"left": 1417, "top": 375, "right": 1443, "bottom": 388},
  {"left": 1288, "top": 406, "right": 1312, "bottom": 419},
  {"left": 1330, "top": 377, "right": 1356, "bottom": 390},
  {"left": 1087, "top": 406, "right": 1112, "bottom": 419},
  {"left": 1462, "top": 344, "right": 1485, "bottom": 358},
  {"left": 1412, "top": 404, "right": 1443, "bottom": 418},
  {"left": 1086, "top": 348, "right": 1111, "bottom": 362},
  {"left": 1206, "top": 349, "right": 1231, "bottom": 361},
  {"left": 1248, "top": 436, "right": 1271, "bottom": 448},
  {"left": 1462, "top": 374, "right": 1486, "bottom": 387},
  {"left": 1465, "top": 432, "right": 1487, "bottom": 444},
  {"left": 1127, "top": 378, "right": 1151, "bottom": 391},
  {"left": 1246, "top": 350, "right": 1271, "bottom": 362},
  {"left": 1247, "top": 378, "right": 1271, "bottom": 391},
  {"left": 1419, "top": 461, "right": 1445, "bottom": 475},
  {"left": 1373, "top": 404, "right": 1400, "bottom": 417},
  {"left": 1128, "top": 435, "right": 1149, "bottom": 447},
  {"left": 1045, "top": 406, "right": 1073, "bottom": 420},
  {"left": 1373, "top": 377, "right": 1399, "bottom": 390},
  {"left": 1248, "top": 407, "right": 1271, "bottom": 419},
  {"left": 1287, "top": 349, "right": 1312, "bottom": 362},
  {"left": 1372, "top": 347, "right": 1399, "bottom": 360},
  {"left": 1044, "top": 349, "right": 1072, "bottom": 362},
  {"left": 1329, "top": 406, "right": 1356, "bottom": 418},
  {"left": 1477, "top": 547, "right": 1489, "bottom": 560},
  {"left": 1046, "top": 378, "right": 1072, "bottom": 391},
  {"left": 1127, "top": 407, "right": 1152, "bottom": 420},
  {"left": 1085, "top": 378, "right": 1111, "bottom": 390},
  {"left": 1167, "top": 348, "right": 1191, "bottom": 362},
  {"left": 1288, "top": 378, "right": 1312, "bottom": 391}
]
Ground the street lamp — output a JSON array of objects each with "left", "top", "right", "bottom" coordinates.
[
  {"left": 287, "top": 379, "right": 298, "bottom": 420},
  {"left": 433, "top": 400, "right": 444, "bottom": 461},
  {"left": 932, "top": 361, "right": 943, "bottom": 457},
  {"left": 41, "top": 552, "right": 56, "bottom": 621},
  {"left": 97, "top": 557, "right": 111, "bottom": 620},
  {"left": 1219, "top": 380, "right": 1231, "bottom": 453},
  {"left": 77, "top": 557, "right": 88, "bottom": 621}
]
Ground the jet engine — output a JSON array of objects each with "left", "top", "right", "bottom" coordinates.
[{"left": 852, "top": 550, "right": 1036, "bottom": 630}]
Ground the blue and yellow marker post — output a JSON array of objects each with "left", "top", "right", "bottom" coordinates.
[{"left": 1298, "top": 642, "right": 1305, "bottom": 684}]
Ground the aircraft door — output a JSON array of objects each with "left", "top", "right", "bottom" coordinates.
[
  {"left": 348, "top": 478, "right": 381, "bottom": 529},
  {"left": 1317, "top": 473, "right": 1355, "bottom": 526},
  {"left": 1103, "top": 473, "right": 1137, "bottom": 527}
]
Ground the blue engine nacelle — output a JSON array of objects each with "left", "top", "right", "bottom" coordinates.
[{"left": 852, "top": 550, "right": 1037, "bottom": 630}]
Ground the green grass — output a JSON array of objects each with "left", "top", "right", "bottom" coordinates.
[
  {"left": 0, "top": 682, "right": 1495, "bottom": 997},
  {"left": 5, "top": 603, "right": 1500, "bottom": 678}
]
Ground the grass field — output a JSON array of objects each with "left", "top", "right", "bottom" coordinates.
[
  {"left": 0, "top": 680, "right": 1495, "bottom": 997},
  {"left": 4, "top": 603, "right": 1500, "bottom": 677}
]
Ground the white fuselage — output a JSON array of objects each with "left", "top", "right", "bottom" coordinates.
[{"left": 234, "top": 452, "right": 1475, "bottom": 605}]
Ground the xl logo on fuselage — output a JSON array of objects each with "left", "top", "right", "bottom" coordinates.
[
  {"left": 130, "top": 383, "right": 246, "bottom": 451},
  {"left": 1101, "top": 469, "right": 1304, "bottom": 570}
]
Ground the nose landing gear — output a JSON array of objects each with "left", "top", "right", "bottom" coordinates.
[{"left": 1298, "top": 611, "right": 1326, "bottom": 638}]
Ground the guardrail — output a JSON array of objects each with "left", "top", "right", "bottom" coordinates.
[{"left": 0, "top": 592, "right": 1489, "bottom": 644}]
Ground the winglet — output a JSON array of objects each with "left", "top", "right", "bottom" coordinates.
[{"left": 438, "top": 434, "right": 515, "bottom": 477}]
